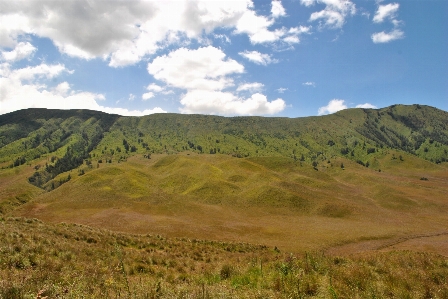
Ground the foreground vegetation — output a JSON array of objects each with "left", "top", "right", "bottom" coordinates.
[{"left": 1, "top": 217, "right": 448, "bottom": 298}]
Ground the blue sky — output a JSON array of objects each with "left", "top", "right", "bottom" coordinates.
[{"left": 0, "top": 0, "right": 446, "bottom": 117}]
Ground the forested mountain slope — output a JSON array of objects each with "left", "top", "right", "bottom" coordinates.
[{"left": 1, "top": 104, "right": 447, "bottom": 170}]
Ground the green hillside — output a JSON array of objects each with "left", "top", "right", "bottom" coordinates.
[{"left": 1, "top": 105, "right": 447, "bottom": 187}]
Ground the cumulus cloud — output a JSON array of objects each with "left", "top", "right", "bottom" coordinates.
[
  {"left": 53, "top": 82, "right": 71, "bottom": 96},
  {"left": 237, "top": 82, "right": 264, "bottom": 92},
  {"left": 318, "top": 100, "right": 379, "bottom": 115},
  {"left": 372, "top": 2, "right": 404, "bottom": 43},
  {"left": 0, "top": 1, "right": 294, "bottom": 116},
  {"left": 148, "top": 46, "right": 244, "bottom": 91},
  {"left": 234, "top": 5, "right": 306, "bottom": 45},
  {"left": 235, "top": 10, "right": 280, "bottom": 44},
  {"left": 301, "top": 0, "right": 356, "bottom": 29},
  {"left": 142, "top": 83, "right": 173, "bottom": 100},
  {"left": 303, "top": 81, "right": 316, "bottom": 87},
  {"left": 142, "top": 92, "right": 154, "bottom": 101},
  {"left": 239, "top": 50, "right": 278, "bottom": 65},
  {"left": 180, "top": 90, "right": 285, "bottom": 116},
  {"left": 318, "top": 99, "right": 347, "bottom": 115},
  {"left": 8, "top": 63, "right": 70, "bottom": 82},
  {"left": 1, "top": 42, "right": 36, "bottom": 62},
  {"left": 0, "top": 62, "right": 165, "bottom": 116},
  {"left": 356, "top": 103, "right": 377, "bottom": 109},
  {"left": 272, "top": 1, "right": 287, "bottom": 18},
  {"left": 276, "top": 87, "right": 288, "bottom": 93},
  {"left": 146, "top": 83, "right": 164, "bottom": 93},
  {"left": 147, "top": 46, "right": 285, "bottom": 115},
  {"left": 300, "top": 0, "right": 316, "bottom": 7},
  {"left": 371, "top": 29, "right": 404, "bottom": 43},
  {"left": 373, "top": 3, "right": 399, "bottom": 23},
  {"left": 0, "top": 0, "right": 300, "bottom": 67}
]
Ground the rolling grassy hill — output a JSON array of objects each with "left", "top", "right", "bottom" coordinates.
[
  {"left": 1, "top": 105, "right": 448, "bottom": 297},
  {"left": 12, "top": 152, "right": 448, "bottom": 253},
  {"left": 0, "top": 104, "right": 447, "bottom": 250}
]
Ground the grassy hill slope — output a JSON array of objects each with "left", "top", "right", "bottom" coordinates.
[
  {"left": 13, "top": 152, "right": 448, "bottom": 253},
  {"left": 0, "top": 105, "right": 447, "bottom": 252}
]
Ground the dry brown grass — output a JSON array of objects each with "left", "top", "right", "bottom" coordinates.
[
  {"left": 12, "top": 153, "right": 448, "bottom": 255},
  {"left": 1, "top": 217, "right": 448, "bottom": 298}
]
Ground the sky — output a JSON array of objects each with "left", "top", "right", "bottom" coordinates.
[{"left": 0, "top": 0, "right": 446, "bottom": 118}]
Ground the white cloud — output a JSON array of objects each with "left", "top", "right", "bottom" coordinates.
[
  {"left": 283, "top": 35, "right": 300, "bottom": 44},
  {"left": 372, "top": 2, "right": 403, "bottom": 43},
  {"left": 272, "top": 1, "right": 286, "bottom": 18},
  {"left": 302, "top": 0, "right": 356, "bottom": 29},
  {"left": 303, "top": 81, "right": 316, "bottom": 87},
  {"left": 235, "top": 10, "right": 279, "bottom": 44},
  {"left": 148, "top": 46, "right": 244, "bottom": 91},
  {"left": 234, "top": 5, "right": 306, "bottom": 45},
  {"left": 147, "top": 46, "right": 284, "bottom": 116},
  {"left": 143, "top": 82, "right": 173, "bottom": 98},
  {"left": 180, "top": 90, "right": 285, "bottom": 115},
  {"left": 102, "top": 107, "right": 166, "bottom": 116},
  {"left": 8, "top": 63, "right": 70, "bottom": 82},
  {"left": 146, "top": 83, "right": 164, "bottom": 93},
  {"left": 53, "top": 82, "right": 71, "bottom": 96},
  {"left": 318, "top": 99, "right": 347, "bottom": 115},
  {"left": 142, "top": 83, "right": 172, "bottom": 101},
  {"left": 0, "top": 0, "right": 300, "bottom": 67},
  {"left": 300, "top": 0, "right": 316, "bottom": 7},
  {"left": 356, "top": 103, "right": 377, "bottom": 109},
  {"left": 276, "top": 87, "right": 288, "bottom": 93},
  {"left": 289, "top": 26, "right": 311, "bottom": 35},
  {"left": 371, "top": 29, "right": 404, "bottom": 43},
  {"left": 318, "top": 100, "right": 378, "bottom": 115},
  {"left": 142, "top": 92, "right": 154, "bottom": 101},
  {"left": 1, "top": 42, "right": 36, "bottom": 62},
  {"left": 237, "top": 82, "right": 264, "bottom": 92},
  {"left": 213, "top": 34, "right": 231, "bottom": 44},
  {"left": 239, "top": 50, "right": 278, "bottom": 65},
  {"left": 0, "top": 1, "right": 296, "bottom": 117},
  {"left": 361, "top": 12, "right": 371, "bottom": 19},
  {"left": 0, "top": 62, "right": 166, "bottom": 116},
  {"left": 373, "top": 3, "right": 399, "bottom": 23},
  {"left": 0, "top": 14, "right": 31, "bottom": 48}
]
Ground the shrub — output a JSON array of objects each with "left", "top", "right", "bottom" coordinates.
[{"left": 220, "top": 264, "right": 234, "bottom": 280}]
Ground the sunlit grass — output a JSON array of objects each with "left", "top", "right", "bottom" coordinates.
[{"left": 1, "top": 217, "right": 448, "bottom": 298}]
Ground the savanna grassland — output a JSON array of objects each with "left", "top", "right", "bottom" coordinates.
[{"left": 1, "top": 105, "right": 448, "bottom": 298}]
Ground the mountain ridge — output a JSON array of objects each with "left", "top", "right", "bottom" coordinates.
[{"left": 1, "top": 104, "right": 447, "bottom": 165}]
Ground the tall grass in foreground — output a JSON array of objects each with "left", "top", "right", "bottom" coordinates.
[{"left": 1, "top": 217, "right": 448, "bottom": 298}]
